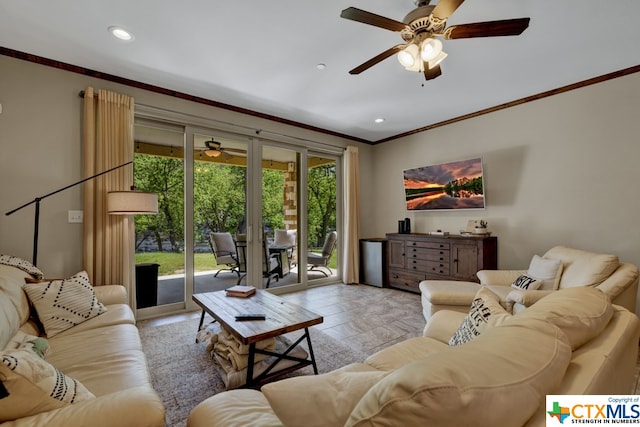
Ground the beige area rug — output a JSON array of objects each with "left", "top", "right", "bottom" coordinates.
[{"left": 138, "top": 317, "right": 369, "bottom": 427}]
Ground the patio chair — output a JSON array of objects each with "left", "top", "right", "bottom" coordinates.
[
  {"left": 307, "top": 231, "right": 337, "bottom": 277},
  {"left": 235, "top": 234, "right": 280, "bottom": 288},
  {"left": 210, "top": 232, "right": 239, "bottom": 278}
]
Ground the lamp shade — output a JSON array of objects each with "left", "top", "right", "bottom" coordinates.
[
  {"left": 420, "top": 38, "right": 443, "bottom": 61},
  {"left": 107, "top": 191, "right": 158, "bottom": 215},
  {"left": 397, "top": 43, "right": 419, "bottom": 68}
]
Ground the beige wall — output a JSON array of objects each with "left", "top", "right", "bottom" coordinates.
[
  {"left": 2, "top": 53, "right": 639, "bottom": 307},
  {"left": 369, "top": 72, "right": 640, "bottom": 281},
  {"left": 0, "top": 55, "right": 363, "bottom": 276}
]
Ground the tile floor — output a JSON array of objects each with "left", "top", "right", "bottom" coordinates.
[{"left": 144, "top": 283, "right": 427, "bottom": 355}]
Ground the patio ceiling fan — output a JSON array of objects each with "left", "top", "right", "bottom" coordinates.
[
  {"left": 204, "top": 138, "right": 232, "bottom": 159},
  {"left": 340, "top": 0, "right": 530, "bottom": 80}
]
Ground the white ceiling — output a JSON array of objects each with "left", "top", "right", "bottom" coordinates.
[{"left": 1, "top": 0, "right": 639, "bottom": 143}]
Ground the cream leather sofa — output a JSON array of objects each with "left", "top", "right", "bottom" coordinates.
[
  {"left": 187, "top": 287, "right": 640, "bottom": 427},
  {"left": 420, "top": 245, "right": 639, "bottom": 320},
  {"left": 0, "top": 263, "right": 165, "bottom": 426}
]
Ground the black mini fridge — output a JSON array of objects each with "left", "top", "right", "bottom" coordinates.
[{"left": 359, "top": 238, "right": 387, "bottom": 288}]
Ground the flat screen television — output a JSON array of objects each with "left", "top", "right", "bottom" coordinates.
[{"left": 403, "top": 157, "right": 485, "bottom": 211}]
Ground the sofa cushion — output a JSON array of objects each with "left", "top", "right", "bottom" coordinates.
[
  {"left": 46, "top": 324, "right": 148, "bottom": 396},
  {"left": 511, "top": 274, "right": 543, "bottom": 291},
  {"left": 448, "top": 287, "right": 511, "bottom": 346},
  {"left": 23, "top": 271, "right": 107, "bottom": 338},
  {"left": 365, "top": 336, "right": 449, "bottom": 371},
  {"left": 528, "top": 254, "right": 563, "bottom": 290},
  {"left": 346, "top": 318, "right": 572, "bottom": 427},
  {"left": 0, "top": 348, "right": 94, "bottom": 422},
  {"left": 544, "top": 246, "right": 619, "bottom": 288},
  {"left": 262, "top": 370, "right": 388, "bottom": 427},
  {"left": 514, "top": 287, "right": 613, "bottom": 350},
  {"left": 188, "top": 389, "right": 282, "bottom": 427}
]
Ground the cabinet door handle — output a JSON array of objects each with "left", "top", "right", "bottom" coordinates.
[{"left": 453, "top": 259, "right": 459, "bottom": 263}]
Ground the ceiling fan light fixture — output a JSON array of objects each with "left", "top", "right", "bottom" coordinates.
[
  {"left": 397, "top": 43, "right": 419, "bottom": 68},
  {"left": 420, "top": 38, "right": 443, "bottom": 61},
  {"left": 428, "top": 51, "right": 448, "bottom": 68},
  {"left": 204, "top": 149, "right": 222, "bottom": 157}
]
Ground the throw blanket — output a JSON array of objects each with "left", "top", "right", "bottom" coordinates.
[{"left": 208, "top": 326, "right": 276, "bottom": 371}]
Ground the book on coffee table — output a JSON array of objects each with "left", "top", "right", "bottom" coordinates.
[{"left": 225, "top": 285, "right": 256, "bottom": 298}]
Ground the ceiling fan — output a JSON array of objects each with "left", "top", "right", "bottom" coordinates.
[
  {"left": 340, "top": 0, "right": 530, "bottom": 80},
  {"left": 202, "top": 140, "right": 232, "bottom": 160}
]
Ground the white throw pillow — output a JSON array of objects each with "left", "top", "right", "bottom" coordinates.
[
  {"left": 0, "top": 348, "right": 94, "bottom": 421},
  {"left": 448, "top": 287, "right": 511, "bottom": 347},
  {"left": 528, "top": 254, "right": 563, "bottom": 290},
  {"left": 511, "top": 274, "right": 543, "bottom": 291},
  {"left": 262, "top": 370, "right": 388, "bottom": 427},
  {"left": 22, "top": 271, "right": 106, "bottom": 337}
]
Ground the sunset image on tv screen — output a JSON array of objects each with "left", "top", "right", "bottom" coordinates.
[{"left": 403, "top": 158, "right": 485, "bottom": 211}]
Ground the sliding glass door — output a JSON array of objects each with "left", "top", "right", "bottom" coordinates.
[{"left": 132, "top": 113, "right": 342, "bottom": 318}]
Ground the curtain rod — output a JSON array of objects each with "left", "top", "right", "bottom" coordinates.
[{"left": 78, "top": 90, "right": 351, "bottom": 152}]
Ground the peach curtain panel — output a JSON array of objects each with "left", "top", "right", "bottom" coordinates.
[
  {"left": 342, "top": 146, "right": 360, "bottom": 284},
  {"left": 82, "top": 87, "right": 136, "bottom": 306}
]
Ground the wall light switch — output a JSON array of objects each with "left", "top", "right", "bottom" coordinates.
[{"left": 68, "top": 210, "right": 83, "bottom": 223}]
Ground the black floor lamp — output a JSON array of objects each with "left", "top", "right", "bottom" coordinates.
[{"left": 5, "top": 161, "right": 157, "bottom": 266}]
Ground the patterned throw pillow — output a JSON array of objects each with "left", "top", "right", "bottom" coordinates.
[
  {"left": 0, "top": 254, "right": 44, "bottom": 279},
  {"left": 511, "top": 274, "right": 543, "bottom": 291},
  {"left": 449, "top": 287, "right": 511, "bottom": 347},
  {"left": 0, "top": 349, "right": 94, "bottom": 421},
  {"left": 4, "top": 331, "right": 50, "bottom": 359},
  {"left": 22, "top": 271, "right": 107, "bottom": 338}
]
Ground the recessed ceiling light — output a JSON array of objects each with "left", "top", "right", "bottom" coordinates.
[
  {"left": 316, "top": 63, "right": 326, "bottom": 70},
  {"left": 374, "top": 118, "right": 385, "bottom": 124},
  {"left": 108, "top": 26, "right": 134, "bottom": 41}
]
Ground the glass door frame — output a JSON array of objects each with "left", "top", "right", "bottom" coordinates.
[{"left": 134, "top": 105, "right": 345, "bottom": 316}]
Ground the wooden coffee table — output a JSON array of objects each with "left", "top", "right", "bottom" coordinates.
[{"left": 192, "top": 289, "right": 323, "bottom": 387}]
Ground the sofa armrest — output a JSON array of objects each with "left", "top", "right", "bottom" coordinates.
[
  {"left": 422, "top": 310, "right": 467, "bottom": 343},
  {"left": 93, "top": 285, "right": 128, "bottom": 305},
  {"left": 9, "top": 387, "right": 165, "bottom": 427},
  {"left": 595, "top": 263, "right": 639, "bottom": 301},
  {"left": 477, "top": 270, "right": 527, "bottom": 286},
  {"left": 506, "top": 289, "right": 554, "bottom": 308}
]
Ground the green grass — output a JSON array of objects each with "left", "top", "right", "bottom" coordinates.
[
  {"left": 135, "top": 252, "right": 218, "bottom": 276},
  {"left": 136, "top": 251, "right": 337, "bottom": 276}
]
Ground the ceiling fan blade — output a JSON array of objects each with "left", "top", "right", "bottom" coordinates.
[
  {"left": 431, "top": 0, "right": 465, "bottom": 20},
  {"left": 424, "top": 64, "right": 442, "bottom": 81},
  {"left": 349, "top": 45, "right": 404, "bottom": 75},
  {"left": 340, "top": 7, "right": 408, "bottom": 32},
  {"left": 444, "top": 18, "right": 530, "bottom": 39}
]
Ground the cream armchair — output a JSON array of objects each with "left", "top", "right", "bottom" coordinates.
[{"left": 478, "top": 246, "right": 639, "bottom": 314}]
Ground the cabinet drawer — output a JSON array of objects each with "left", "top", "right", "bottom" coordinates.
[
  {"left": 407, "top": 259, "right": 450, "bottom": 276},
  {"left": 406, "top": 247, "right": 450, "bottom": 262},
  {"left": 388, "top": 269, "right": 425, "bottom": 293},
  {"left": 406, "top": 240, "right": 449, "bottom": 250}
]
